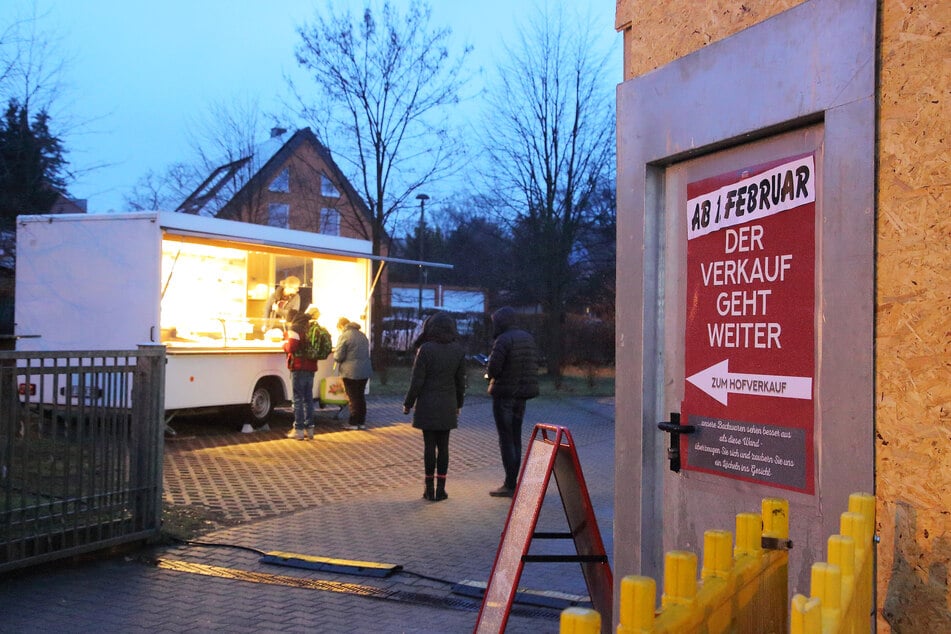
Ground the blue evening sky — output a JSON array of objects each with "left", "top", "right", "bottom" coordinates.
[{"left": 1, "top": 1, "right": 621, "bottom": 213}]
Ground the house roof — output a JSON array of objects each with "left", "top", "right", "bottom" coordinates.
[{"left": 176, "top": 128, "right": 374, "bottom": 227}]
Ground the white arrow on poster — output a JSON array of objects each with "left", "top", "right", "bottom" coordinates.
[{"left": 686, "top": 359, "right": 812, "bottom": 406}]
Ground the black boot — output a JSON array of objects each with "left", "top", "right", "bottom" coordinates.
[
  {"left": 423, "top": 476, "right": 435, "bottom": 501},
  {"left": 434, "top": 475, "right": 448, "bottom": 501}
]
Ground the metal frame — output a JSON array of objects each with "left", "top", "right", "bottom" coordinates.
[
  {"left": 476, "top": 425, "right": 613, "bottom": 633},
  {"left": 616, "top": 0, "right": 876, "bottom": 589},
  {"left": 0, "top": 345, "right": 165, "bottom": 572}
]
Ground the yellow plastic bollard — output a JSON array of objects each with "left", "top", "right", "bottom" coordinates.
[
  {"left": 847, "top": 492, "right": 876, "bottom": 633},
  {"left": 617, "top": 575, "right": 656, "bottom": 633},
  {"left": 839, "top": 511, "right": 868, "bottom": 553},
  {"left": 811, "top": 560, "right": 843, "bottom": 632},
  {"left": 762, "top": 498, "right": 790, "bottom": 539},
  {"left": 734, "top": 512, "right": 762, "bottom": 557},
  {"left": 662, "top": 551, "right": 698, "bottom": 608},
  {"left": 827, "top": 534, "right": 856, "bottom": 581},
  {"left": 811, "top": 562, "right": 842, "bottom": 610},
  {"left": 847, "top": 492, "right": 875, "bottom": 542},
  {"left": 560, "top": 606, "right": 601, "bottom": 634},
  {"left": 702, "top": 530, "right": 733, "bottom": 579},
  {"left": 790, "top": 593, "right": 822, "bottom": 634}
]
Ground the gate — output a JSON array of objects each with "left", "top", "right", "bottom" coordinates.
[{"left": 0, "top": 346, "right": 165, "bottom": 572}]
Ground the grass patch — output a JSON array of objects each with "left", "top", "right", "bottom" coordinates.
[{"left": 369, "top": 363, "right": 614, "bottom": 398}]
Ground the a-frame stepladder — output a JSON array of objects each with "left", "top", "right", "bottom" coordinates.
[{"left": 474, "top": 424, "right": 612, "bottom": 634}]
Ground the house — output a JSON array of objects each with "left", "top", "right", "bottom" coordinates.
[
  {"left": 49, "top": 194, "right": 87, "bottom": 215},
  {"left": 175, "top": 128, "right": 423, "bottom": 344},
  {"left": 177, "top": 127, "right": 374, "bottom": 242},
  {"left": 388, "top": 283, "right": 487, "bottom": 316}
]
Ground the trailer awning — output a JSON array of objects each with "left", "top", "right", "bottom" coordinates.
[
  {"left": 156, "top": 211, "right": 452, "bottom": 269},
  {"left": 17, "top": 210, "right": 453, "bottom": 269}
]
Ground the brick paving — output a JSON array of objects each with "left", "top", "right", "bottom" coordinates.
[{"left": 0, "top": 394, "right": 615, "bottom": 634}]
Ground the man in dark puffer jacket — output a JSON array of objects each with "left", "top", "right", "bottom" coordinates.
[{"left": 486, "top": 306, "right": 539, "bottom": 497}]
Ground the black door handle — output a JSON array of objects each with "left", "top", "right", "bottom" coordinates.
[{"left": 657, "top": 412, "right": 695, "bottom": 472}]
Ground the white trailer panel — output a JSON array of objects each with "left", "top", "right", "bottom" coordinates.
[{"left": 16, "top": 212, "right": 373, "bottom": 422}]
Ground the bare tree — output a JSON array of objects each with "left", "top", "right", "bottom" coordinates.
[
  {"left": 124, "top": 162, "right": 201, "bottom": 212},
  {"left": 479, "top": 5, "right": 615, "bottom": 376},
  {"left": 1, "top": 4, "right": 110, "bottom": 194},
  {"left": 292, "top": 0, "right": 471, "bottom": 359},
  {"left": 0, "top": 5, "right": 72, "bottom": 227},
  {"left": 179, "top": 95, "right": 276, "bottom": 220},
  {"left": 0, "top": 6, "right": 66, "bottom": 115},
  {"left": 0, "top": 17, "right": 22, "bottom": 88},
  {"left": 127, "top": 96, "right": 294, "bottom": 218},
  {"left": 0, "top": 6, "right": 75, "bottom": 334}
]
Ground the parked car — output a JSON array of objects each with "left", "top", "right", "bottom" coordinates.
[
  {"left": 466, "top": 353, "right": 489, "bottom": 366},
  {"left": 380, "top": 317, "right": 424, "bottom": 353}
]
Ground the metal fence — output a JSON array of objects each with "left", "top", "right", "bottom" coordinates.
[
  {"left": 561, "top": 494, "right": 877, "bottom": 633},
  {"left": 0, "top": 345, "right": 165, "bottom": 573}
]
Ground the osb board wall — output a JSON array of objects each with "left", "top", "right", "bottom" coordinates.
[
  {"left": 615, "top": 0, "right": 951, "bottom": 630},
  {"left": 614, "top": 0, "right": 802, "bottom": 79},
  {"left": 876, "top": 1, "right": 951, "bottom": 631}
]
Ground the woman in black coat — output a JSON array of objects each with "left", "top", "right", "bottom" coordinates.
[{"left": 402, "top": 312, "right": 467, "bottom": 501}]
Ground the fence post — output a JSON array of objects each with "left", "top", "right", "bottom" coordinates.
[
  {"left": 790, "top": 594, "right": 822, "bottom": 633},
  {"left": 702, "top": 530, "right": 733, "bottom": 580},
  {"left": 790, "top": 492, "right": 875, "bottom": 634},
  {"left": 762, "top": 498, "right": 790, "bottom": 540},
  {"left": 617, "top": 575, "right": 656, "bottom": 633},
  {"left": 735, "top": 513, "right": 762, "bottom": 557},
  {"left": 560, "top": 607, "right": 601, "bottom": 634},
  {"left": 811, "top": 561, "right": 842, "bottom": 630},
  {"left": 131, "top": 344, "right": 165, "bottom": 535},
  {"left": 662, "top": 550, "right": 698, "bottom": 608},
  {"left": 614, "top": 497, "right": 793, "bottom": 632}
]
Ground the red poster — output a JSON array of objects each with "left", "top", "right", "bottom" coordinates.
[{"left": 681, "top": 154, "right": 816, "bottom": 494}]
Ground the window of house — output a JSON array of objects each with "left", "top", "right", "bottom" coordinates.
[
  {"left": 321, "top": 175, "right": 340, "bottom": 198},
  {"left": 320, "top": 208, "right": 340, "bottom": 235},
  {"left": 269, "top": 168, "right": 290, "bottom": 193},
  {"left": 268, "top": 203, "right": 289, "bottom": 228}
]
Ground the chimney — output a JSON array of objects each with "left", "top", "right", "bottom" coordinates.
[{"left": 270, "top": 127, "right": 288, "bottom": 138}]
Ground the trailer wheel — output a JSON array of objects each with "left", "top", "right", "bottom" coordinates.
[{"left": 249, "top": 381, "right": 277, "bottom": 422}]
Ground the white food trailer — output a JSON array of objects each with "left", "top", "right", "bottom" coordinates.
[{"left": 15, "top": 211, "right": 375, "bottom": 424}]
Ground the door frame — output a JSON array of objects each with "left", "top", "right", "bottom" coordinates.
[{"left": 615, "top": 0, "right": 876, "bottom": 600}]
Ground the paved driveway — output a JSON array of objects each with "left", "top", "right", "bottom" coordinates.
[{"left": 1, "top": 395, "right": 616, "bottom": 634}]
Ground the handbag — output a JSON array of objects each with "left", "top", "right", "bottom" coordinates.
[{"left": 319, "top": 375, "right": 349, "bottom": 406}]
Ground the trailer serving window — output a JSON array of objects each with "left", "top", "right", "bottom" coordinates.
[{"left": 159, "top": 236, "right": 369, "bottom": 349}]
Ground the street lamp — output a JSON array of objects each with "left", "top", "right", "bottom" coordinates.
[{"left": 415, "top": 193, "right": 429, "bottom": 317}]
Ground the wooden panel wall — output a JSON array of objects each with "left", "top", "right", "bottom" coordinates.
[
  {"left": 875, "top": 1, "right": 951, "bottom": 631},
  {"left": 615, "top": 0, "right": 801, "bottom": 80},
  {"left": 614, "top": 0, "right": 951, "bottom": 630}
]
